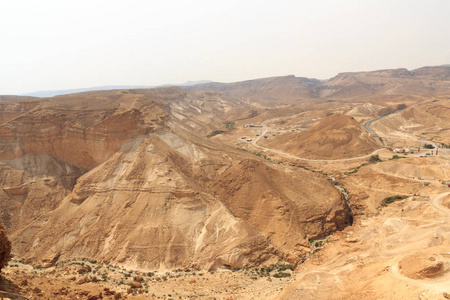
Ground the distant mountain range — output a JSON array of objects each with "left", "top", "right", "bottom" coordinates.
[
  {"left": 10, "top": 65, "right": 450, "bottom": 100},
  {"left": 21, "top": 80, "right": 212, "bottom": 97},
  {"left": 184, "top": 65, "right": 450, "bottom": 101}
]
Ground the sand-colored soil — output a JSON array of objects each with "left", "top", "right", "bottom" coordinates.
[
  {"left": 261, "top": 114, "right": 380, "bottom": 159},
  {"left": 398, "top": 253, "right": 447, "bottom": 279}
]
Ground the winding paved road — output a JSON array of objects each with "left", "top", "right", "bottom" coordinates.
[{"left": 363, "top": 108, "right": 406, "bottom": 135}]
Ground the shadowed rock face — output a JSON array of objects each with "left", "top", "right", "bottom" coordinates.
[
  {"left": 0, "top": 222, "right": 11, "bottom": 273},
  {"left": 212, "top": 159, "right": 353, "bottom": 263}
]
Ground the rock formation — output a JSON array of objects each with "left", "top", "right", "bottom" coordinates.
[
  {"left": 0, "top": 222, "right": 11, "bottom": 273},
  {"left": 399, "top": 254, "right": 446, "bottom": 279}
]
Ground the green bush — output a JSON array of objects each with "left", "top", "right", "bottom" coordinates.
[
  {"left": 381, "top": 195, "right": 407, "bottom": 206},
  {"left": 369, "top": 155, "right": 381, "bottom": 163},
  {"left": 273, "top": 272, "right": 291, "bottom": 278}
]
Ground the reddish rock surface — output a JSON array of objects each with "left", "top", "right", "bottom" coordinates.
[{"left": 0, "top": 222, "right": 11, "bottom": 273}]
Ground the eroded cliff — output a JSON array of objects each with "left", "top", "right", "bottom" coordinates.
[{"left": 0, "top": 222, "right": 11, "bottom": 273}]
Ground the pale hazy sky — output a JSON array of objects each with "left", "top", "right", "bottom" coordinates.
[{"left": 1, "top": 0, "right": 449, "bottom": 95}]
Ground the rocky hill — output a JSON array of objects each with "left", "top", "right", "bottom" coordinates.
[
  {"left": 262, "top": 114, "right": 380, "bottom": 159},
  {"left": 184, "top": 75, "right": 321, "bottom": 103},
  {"left": 0, "top": 88, "right": 351, "bottom": 271}
]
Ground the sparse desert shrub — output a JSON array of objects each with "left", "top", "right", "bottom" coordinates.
[
  {"left": 277, "top": 264, "right": 294, "bottom": 271},
  {"left": 381, "top": 195, "right": 407, "bottom": 206},
  {"left": 273, "top": 272, "right": 291, "bottom": 278},
  {"left": 344, "top": 163, "right": 368, "bottom": 175},
  {"left": 369, "top": 154, "right": 381, "bottom": 163}
]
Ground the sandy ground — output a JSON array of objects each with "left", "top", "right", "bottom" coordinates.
[
  {"left": 279, "top": 190, "right": 450, "bottom": 299},
  {"left": 1, "top": 262, "right": 295, "bottom": 299}
]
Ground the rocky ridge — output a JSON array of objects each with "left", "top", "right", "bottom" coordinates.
[{"left": 184, "top": 65, "right": 450, "bottom": 101}]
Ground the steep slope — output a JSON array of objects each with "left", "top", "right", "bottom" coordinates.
[
  {"left": 11, "top": 133, "right": 268, "bottom": 270},
  {"left": 262, "top": 114, "right": 380, "bottom": 159},
  {"left": 0, "top": 88, "right": 351, "bottom": 271},
  {"left": 212, "top": 160, "right": 351, "bottom": 260},
  {"left": 0, "top": 91, "right": 167, "bottom": 170},
  {"left": 0, "top": 222, "right": 11, "bottom": 273},
  {"left": 9, "top": 130, "right": 350, "bottom": 270},
  {"left": 0, "top": 87, "right": 250, "bottom": 171},
  {"left": 0, "top": 100, "right": 41, "bottom": 124}
]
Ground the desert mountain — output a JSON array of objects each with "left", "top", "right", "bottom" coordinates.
[
  {"left": 262, "top": 114, "right": 380, "bottom": 159},
  {"left": 0, "top": 88, "right": 351, "bottom": 270},
  {"left": 319, "top": 66, "right": 450, "bottom": 99},
  {"left": 184, "top": 65, "right": 450, "bottom": 102},
  {"left": 184, "top": 75, "right": 321, "bottom": 102},
  {"left": 212, "top": 160, "right": 351, "bottom": 255}
]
